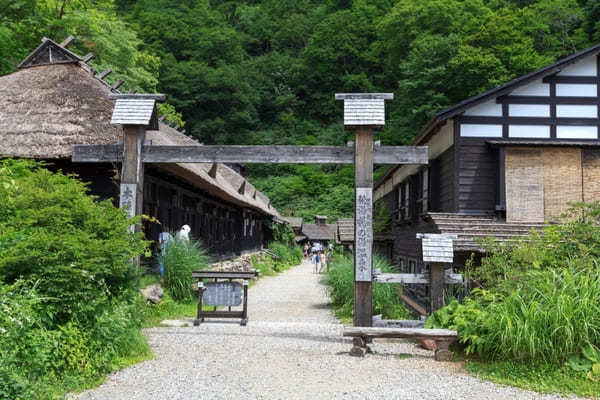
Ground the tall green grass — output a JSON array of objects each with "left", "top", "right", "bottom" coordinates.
[
  {"left": 324, "top": 254, "right": 411, "bottom": 321},
  {"left": 159, "top": 238, "right": 211, "bottom": 301}
]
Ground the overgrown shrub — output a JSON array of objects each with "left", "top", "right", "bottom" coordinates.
[
  {"left": 160, "top": 238, "right": 211, "bottom": 301},
  {"left": 0, "top": 160, "right": 149, "bottom": 398},
  {"left": 428, "top": 203, "right": 600, "bottom": 368},
  {"left": 324, "top": 254, "right": 411, "bottom": 320},
  {"left": 0, "top": 159, "right": 147, "bottom": 325},
  {"left": 269, "top": 241, "right": 303, "bottom": 269}
]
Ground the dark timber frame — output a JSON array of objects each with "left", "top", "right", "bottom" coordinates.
[{"left": 72, "top": 92, "right": 428, "bottom": 327}]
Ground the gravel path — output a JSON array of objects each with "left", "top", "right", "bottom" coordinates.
[{"left": 72, "top": 260, "right": 577, "bottom": 400}]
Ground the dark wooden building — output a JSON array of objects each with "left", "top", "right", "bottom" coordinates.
[
  {"left": 374, "top": 43, "right": 600, "bottom": 312},
  {"left": 0, "top": 37, "right": 280, "bottom": 260}
]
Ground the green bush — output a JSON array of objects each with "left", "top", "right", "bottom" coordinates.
[
  {"left": 324, "top": 254, "right": 411, "bottom": 321},
  {"left": 0, "top": 160, "right": 149, "bottom": 399},
  {"left": 160, "top": 238, "right": 211, "bottom": 301},
  {"left": 0, "top": 159, "right": 147, "bottom": 325},
  {"left": 428, "top": 203, "right": 600, "bottom": 367},
  {"left": 269, "top": 241, "right": 303, "bottom": 269}
]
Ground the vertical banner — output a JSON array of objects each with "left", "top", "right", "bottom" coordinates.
[{"left": 355, "top": 187, "right": 372, "bottom": 282}]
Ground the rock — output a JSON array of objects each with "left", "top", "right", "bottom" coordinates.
[
  {"left": 419, "top": 339, "right": 437, "bottom": 351},
  {"left": 141, "top": 284, "right": 164, "bottom": 304}
]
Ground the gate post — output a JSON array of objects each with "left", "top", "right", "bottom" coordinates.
[
  {"left": 109, "top": 93, "right": 165, "bottom": 228},
  {"left": 336, "top": 93, "right": 393, "bottom": 327}
]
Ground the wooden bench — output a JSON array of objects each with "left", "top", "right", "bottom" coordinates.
[{"left": 343, "top": 326, "right": 458, "bottom": 361}]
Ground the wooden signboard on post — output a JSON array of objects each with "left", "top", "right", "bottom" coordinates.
[
  {"left": 416, "top": 233, "right": 457, "bottom": 312},
  {"left": 336, "top": 93, "right": 394, "bottom": 327}
]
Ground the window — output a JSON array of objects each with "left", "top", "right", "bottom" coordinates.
[{"left": 397, "top": 181, "right": 410, "bottom": 221}]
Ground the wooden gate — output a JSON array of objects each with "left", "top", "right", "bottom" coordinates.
[{"left": 72, "top": 92, "right": 428, "bottom": 327}]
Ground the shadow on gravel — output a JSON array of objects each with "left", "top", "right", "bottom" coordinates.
[
  {"left": 310, "top": 302, "right": 332, "bottom": 310},
  {"left": 149, "top": 329, "right": 349, "bottom": 345}
]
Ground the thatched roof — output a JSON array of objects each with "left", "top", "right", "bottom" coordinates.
[{"left": 0, "top": 39, "right": 279, "bottom": 218}]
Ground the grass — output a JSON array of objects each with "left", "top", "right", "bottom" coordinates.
[
  {"left": 31, "top": 329, "right": 153, "bottom": 400},
  {"left": 323, "top": 254, "right": 412, "bottom": 322},
  {"left": 466, "top": 359, "right": 600, "bottom": 397}
]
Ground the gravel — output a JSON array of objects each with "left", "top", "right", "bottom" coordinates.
[{"left": 71, "top": 260, "right": 580, "bottom": 400}]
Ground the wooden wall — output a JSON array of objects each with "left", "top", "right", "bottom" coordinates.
[
  {"left": 143, "top": 167, "right": 265, "bottom": 259},
  {"left": 456, "top": 139, "right": 498, "bottom": 214},
  {"left": 438, "top": 147, "right": 455, "bottom": 212}
]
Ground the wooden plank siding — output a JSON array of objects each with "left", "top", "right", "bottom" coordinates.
[
  {"left": 456, "top": 139, "right": 498, "bottom": 214},
  {"left": 438, "top": 147, "right": 455, "bottom": 212},
  {"left": 142, "top": 166, "right": 266, "bottom": 260}
]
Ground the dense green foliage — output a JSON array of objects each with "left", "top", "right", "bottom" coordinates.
[
  {"left": 2, "top": 0, "right": 597, "bottom": 218},
  {"left": 324, "top": 254, "right": 411, "bottom": 322},
  {"left": 427, "top": 203, "right": 600, "bottom": 392},
  {"left": 251, "top": 241, "right": 303, "bottom": 276},
  {"left": 0, "top": 160, "right": 149, "bottom": 399},
  {"left": 160, "top": 238, "right": 211, "bottom": 301}
]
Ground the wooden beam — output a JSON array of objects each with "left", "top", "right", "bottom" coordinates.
[
  {"left": 82, "top": 53, "right": 94, "bottom": 63},
  {"left": 343, "top": 326, "right": 457, "bottom": 340},
  {"left": 372, "top": 271, "right": 462, "bottom": 285},
  {"left": 72, "top": 145, "right": 428, "bottom": 165},
  {"left": 238, "top": 180, "right": 246, "bottom": 195},
  {"left": 208, "top": 163, "right": 218, "bottom": 178},
  {"left": 112, "top": 78, "right": 125, "bottom": 90},
  {"left": 96, "top": 69, "right": 112, "bottom": 80},
  {"left": 60, "top": 35, "right": 75, "bottom": 48}
]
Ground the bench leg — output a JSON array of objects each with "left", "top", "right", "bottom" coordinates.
[
  {"left": 350, "top": 337, "right": 367, "bottom": 357},
  {"left": 434, "top": 340, "right": 453, "bottom": 361}
]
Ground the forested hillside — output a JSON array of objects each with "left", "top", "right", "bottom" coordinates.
[{"left": 2, "top": 0, "right": 598, "bottom": 220}]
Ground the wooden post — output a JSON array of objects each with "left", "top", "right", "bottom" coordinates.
[
  {"left": 354, "top": 127, "right": 374, "bottom": 327},
  {"left": 120, "top": 125, "right": 145, "bottom": 223},
  {"left": 416, "top": 233, "right": 457, "bottom": 314},
  {"left": 429, "top": 262, "right": 445, "bottom": 312}
]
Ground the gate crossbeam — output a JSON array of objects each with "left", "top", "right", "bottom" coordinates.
[{"left": 72, "top": 144, "right": 427, "bottom": 165}]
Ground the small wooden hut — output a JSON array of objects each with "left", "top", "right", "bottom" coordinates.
[
  {"left": 300, "top": 216, "right": 337, "bottom": 246},
  {"left": 0, "top": 37, "right": 280, "bottom": 260}
]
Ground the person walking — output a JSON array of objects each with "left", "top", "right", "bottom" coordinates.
[
  {"left": 312, "top": 249, "right": 320, "bottom": 274},
  {"left": 318, "top": 250, "right": 327, "bottom": 274},
  {"left": 157, "top": 230, "right": 173, "bottom": 279},
  {"left": 176, "top": 224, "right": 191, "bottom": 242}
]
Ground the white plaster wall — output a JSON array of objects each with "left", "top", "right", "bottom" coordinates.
[
  {"left": 463, "top": 100, "right": 502, "bottom": 116},
  {"left": 508, "top": 125, "right": 550, "bottom": 138},
  {"left": 510, "top": 79, "right": 550, "bottom": 96},
  {"left": 557, "top": 56, "right": 597, "bottom": 76},
  {"left": 556, "top": 126, "right": 598, "bottom": 139},
  {"left": 508, "top": 104, "right": 550, "bottom": 117},
  {"left": 460, "top": 124, "right": 503, "bottom": 137},
  {"left": 556, "top": 84, "right": 597, "bottom": 97},
  {"left": 556, "top": 105, "right": 598, "bottom": 118}
]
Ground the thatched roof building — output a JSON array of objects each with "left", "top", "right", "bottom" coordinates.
[
  {"left": 0, "top": 37, "right": 278, "bottom": 219},
  {"left": 0, "top": 37, "right": 280, "bottom": 258}
]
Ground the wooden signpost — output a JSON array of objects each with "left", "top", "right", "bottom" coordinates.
[
  {"left": 417, "top": 233, "right": 458, "bottom": 312},
  {"left": 72, "top": 92, "right": 428, "bottom": 327}
]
